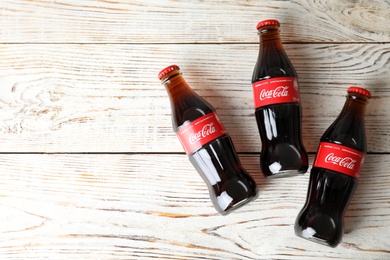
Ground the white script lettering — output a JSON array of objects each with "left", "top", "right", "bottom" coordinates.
[
  {"left": 325, "top": 153, "right": 356, "bottom": 170},
  {"left": 260, "top": 86, "right": 289, "bottom": 100},
  {"left": 189, "top": 123, "right": 216, "bottom": 144}
]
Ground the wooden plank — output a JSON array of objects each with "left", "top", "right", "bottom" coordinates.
[
  {"left": 0, "top": 0, "right": 389, "bottom": 43},
  {"left": 1, "top": 1, "right": 388, "bottom": 259},
  {"left": 0, "top": 154, "right": 388, "bottom": 259},
  {"left": 0, "top": 43, "right": 388, "bottom": 152}
]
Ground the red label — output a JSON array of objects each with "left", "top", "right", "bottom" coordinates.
[
  {"left": 252, "top": 77, "right": 300, "bottom": 108},
  {"left": 313, "top": 142, "right": 365, "bottom": 178},
  {"left": 176, "top": 112, "right": 227, "bottom": 155}
]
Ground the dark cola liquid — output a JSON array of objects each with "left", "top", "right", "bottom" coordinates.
[
  {"left": 189, "top": 135, "right": 258, "bottom": 214},
  {"left": 295, "top": 88, "right": 370, "bottom": 247},
  {"left": 255, "top": 103, "right": 307, "bottom": 176},
  {"left": 295, "top": 168, "right": 357, "bottom": 247},
  {"left": 252, "top": 24, "right": 308, "bottom": 177},
  {"left": 163, "top": 68, "right": 258, "bottom": 215},
  {"left": 180, "top": 97, "right": 258, "bottom": 215}
]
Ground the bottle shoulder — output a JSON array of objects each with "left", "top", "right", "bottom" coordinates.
[
  {"left": 252, "top": 47, "right": 297, "bottom": 83},
  {"left": 320, "top": 117, "right": 367, "bottom": 153},
  {"left": 172, "top": 93, "right": 215, "bottom": 130}
]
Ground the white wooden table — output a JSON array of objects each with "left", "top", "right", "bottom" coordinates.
[{"left": 0, "top": 1, "right": 389, "bottom": 259}]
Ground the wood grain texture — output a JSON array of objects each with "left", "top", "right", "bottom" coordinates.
[
  {"left": 0, "top": 154, "right": 388, "bottom": 259},
  {"left": 1, "top": 1, "right": 389, "bottom": 259},
  {"left": 0, "top": 0, "right": 389, "bottom": 43},
  {"left": 0, "top": 43, "right": 388, "bottom": 152}
]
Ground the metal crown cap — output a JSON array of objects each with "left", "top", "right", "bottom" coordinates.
[
  {"left": 348, "top": 86, "right": 372, "bottom": 98},
  {"left": 256, "top": 19, "right": 280, "bottom": 30},
  {"left": 158, "top": 65, "right": 180, "bottom": 80}
]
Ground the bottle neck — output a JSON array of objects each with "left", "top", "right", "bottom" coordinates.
[
  {"left": 258, "top": 26, "right": 284, "bottom": 53},
  {"left": 259, "top": 26, "right": 282, "bottom": 43},
  {"left": 253, "top": 25, "right": 296, "bottom": 82},
  {"left": 341, "top": 93, "right": 369, "bottom": 117},
  {"left": 160, "top": 70, "right": 193, "bottom": 98}
]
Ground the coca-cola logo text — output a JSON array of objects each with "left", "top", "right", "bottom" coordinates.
[
  {"left": 260, "top": 86, "right": 289, "bottom": 100},
  {"left": 325, "top": 153, "right": 356, "bottom": 170},
  {"left": 189, "top": 123, "right": 216, "bottom": 144}
]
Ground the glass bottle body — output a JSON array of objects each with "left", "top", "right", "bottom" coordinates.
[
  {"left": 295, "top": 88, "right": 370, "bottom": 247},
  {"left": 295, "top": 167, "right": 357, "bottom": 247},
  {"left": 160, "top": 66, "right": 258, "bottom": 215},
  {"left": 252, "top": 22, "right": 308, "bottom": 178}
]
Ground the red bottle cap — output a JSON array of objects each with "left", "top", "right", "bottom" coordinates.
[
  {"left": 158, "top": 65, "right": 180, "bottom": 80},
  {"left": 347, "top": 86, "right": 371, "bottom": 98},
  {"left": 256, "top": 19, "right": 280, "bottom": 30}
]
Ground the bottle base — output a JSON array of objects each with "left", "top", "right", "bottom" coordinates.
[
  {"left": 214, "top": 187, "right": 259, "bottom": 216},
  {"left": 295, "top": 231, "right": 340, "bottom": 248},
  {"left": 264, "top": 169, "right": 306, "bottom": 179},
  {"left": 294, "top": 212, "right": 342, "bottom": 248}
]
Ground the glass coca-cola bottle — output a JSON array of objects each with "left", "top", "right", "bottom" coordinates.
[
  {"left": 252, "top": 19, "right": 308, "bottom": 178},
  {"left": 295, "top": 86, "right": 371, "bottom": 247},
  {"left": 158, "top": 65, "right": 259, "bottom": 215}
]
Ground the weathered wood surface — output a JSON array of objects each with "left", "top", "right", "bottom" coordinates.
[
  {"left": 0, "top": 43, "right": 389, "bottom": 152},
  {"left": 0, "top": 0, "right": 389, "bottom": 43},
  {"left": 0, "top": 154, "right": 389, "bottom": 259},
  {"left": 0, "top": 0, "right": 389, "bottom": 259}
]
